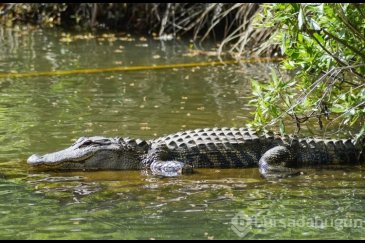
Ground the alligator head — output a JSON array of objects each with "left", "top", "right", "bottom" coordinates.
[{"left": 27, "top": 136, "right": 149, "bottom": 170}]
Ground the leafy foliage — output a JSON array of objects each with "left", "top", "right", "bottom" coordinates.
[{"left": 250, "top": 3, "right": 365, "bottom": 141}]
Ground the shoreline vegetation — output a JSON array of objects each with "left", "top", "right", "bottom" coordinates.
[
  {"left": 0, "top": 3, "right": 279, "bottom": 58},
  {"left": 0, "top": 3, "right": 363, "bottom": 140}
]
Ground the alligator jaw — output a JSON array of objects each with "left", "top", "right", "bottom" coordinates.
[
  {"left": 27, "top": 150, "right": 92, "bottom": 168},
  {"left": 27, "top": 154, "right": 62, "bottom": 169}
]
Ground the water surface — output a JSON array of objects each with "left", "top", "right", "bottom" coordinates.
[{"left": 0, "top": 26, "right": 364, "bottom": 240}]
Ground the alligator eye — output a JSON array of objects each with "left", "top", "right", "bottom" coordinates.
[
  {"left": 78, "top": 138, "right": 112, "bottom": 148},
  {"left": 96, "top": 139, "right": 112, "bottom": 144},
  {"left": 78, "top": 140, "right": 93, "bottom": 148}
]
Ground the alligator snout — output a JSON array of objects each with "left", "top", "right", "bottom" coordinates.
[{"left": 27, "top": 154, "right": 43, "bottom": 165}]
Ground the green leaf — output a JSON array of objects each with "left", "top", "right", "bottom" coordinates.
[
  {"left": 313, "top": 32, "right": 324, "bottom": 44},
  {"left": 281, "top": 33, "right": 287, "bottom": 54},
  {"left": 279, "top": 120, "right": 286, "bottom": 135},
  {"left": 290, "top": 51, "right": 300, "bottom": 59},
  {"left": 318, "top": 3, "right": 324, "bottom": 16},
  {"left": 309, "top": 19, "right": 320, "bottom": 30},
  {"left": 298, "top": 6, "right": 304, "bottom": 30},
  {"left": 270, "top": 69, "right": 278, "bottom": 84},
  {"left": 251, "top": 80, "right": 262, "bottom": 96}
]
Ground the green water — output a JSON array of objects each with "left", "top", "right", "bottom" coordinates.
[{"left": 0, "top": 26, "right": 364, "bottom": 240}]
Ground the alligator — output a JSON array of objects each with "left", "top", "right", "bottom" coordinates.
[{"left": 27, "top": 127, "right": 365, "bottom": 178}]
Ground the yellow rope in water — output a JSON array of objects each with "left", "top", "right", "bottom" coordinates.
[{"left": 0, "top": 57, "right": 284, "bottom": 78}]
